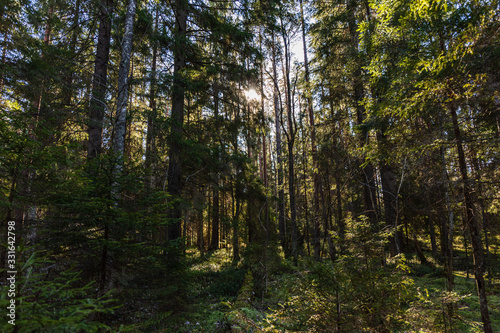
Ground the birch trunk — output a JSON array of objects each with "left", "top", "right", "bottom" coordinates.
[
  {"left": 100, "top": 0, "right": 135, "bottom": 294},
  {"left": 113, "top": 0, "right": 136, "bottom": 163}
]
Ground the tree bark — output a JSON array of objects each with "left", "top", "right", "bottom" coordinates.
[
  {"left": 210, "top": 184, "right": 220, "bottom": 250},
  {"left": 470, "top": 146, "right": 491, "bottom": 280},
  {"left": 335, "top": 170, "right": 345, "bottom": 254},
  {"left": 167, "top": 0, "right": 188, "bottom": 241},
  {"left": 259, "top": 33, "right": 270, "bottom": 284},
  {"left": 101, "top": 0, "right": 135, "bottom": 293},
  {"left": 197, "top": 203, "right": 204, "bottom": 253},
  {"left": 22, "top": 5, "right": 54, "bottom": 249},
  {"left": 323, "top": 164, "right": 336, "bottom": 261},
  {"left": 440, "top": 141, "right": 455, "bottom": 321},
  {"left": 449, "top": 104, "right": 492, "bottom": 333},
  {"left": 0, "top": 31, "right": 8, "bottom": 93},
  {"left": 209, "top": 85, "right": 220, "bottom": 251},
  {"left": 280, "top": 19, "right": 298, "bottom": 263},
  {"left": 271, "top": 33, "right": 287, "bottom": 257},
  {"left": 112, "top": 0, "right": 136, "bottom": 174},
  {"left": 88, "top": 0, "right": 114, "bottom": 167},
  {"left": 146, "top": 5, "right": 159, "bottom": 189},
  {"left": 63, "top": 0, "right": 81, "bottom": 107},
  {"left": 426, "top": 215, "right": 438, "bottom": 257},
  {"left": 377, "top": 131, "right": 400, "bottom": 255},
  {"left": 299, "top": 0, "right": 321, "bottom": 261},
  {"left": 232, "top": 185, "right": 241, "bottom": 262},
  {"left": 347, "top": 0, "right": 378, "bottom": 225}
]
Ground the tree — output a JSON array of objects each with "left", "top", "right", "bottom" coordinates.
[
  {"left": 112, "top": 0, "right": 137, "bottom": 186},
  {"left": 299, "top": 0, "right": 323, "bottom": 261},
  {"left": 88, "top": 0, "right": 115, "bottom": 167},
  {"left": 278, "top": 1, "right": 299, "bottom": 262},
  {"left": 360, "top": 0, "right": 499, "bottom": 330},
  {"left": 166, "top": 0, "right": 188, "bottom": 242}
]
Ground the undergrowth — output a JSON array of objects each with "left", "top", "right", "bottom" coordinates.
[{"left": 112, "top": 240, "right": 500, "bottom": 332}]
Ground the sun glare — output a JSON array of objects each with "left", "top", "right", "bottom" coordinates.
[{"left": 244, "top": 89, "right": 259, "bottom": 101}]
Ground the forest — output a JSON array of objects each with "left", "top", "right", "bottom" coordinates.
[{"left": 0, "top": 0, "right": 499, "bottom": 331}]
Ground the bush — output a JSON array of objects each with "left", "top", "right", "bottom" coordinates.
[
  {"left": 0, "top": 251, "right": 115, "bottom": 332},
  {"left": 264, "top": 216, "right": 416, "bottom": 332},
  {"left": 205, "top": 267, "right": 246, "bottom": 298}
]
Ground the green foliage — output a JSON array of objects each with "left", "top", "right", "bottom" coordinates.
[
  {"left": 405, "top": 272, "right": 500, "bottom": 332},
  {"left": 205, "top": 267, "right": 246, "bottom": 298},
  {"left": 409, "top": 259, "right": 444, "bottom": 278},
  {"left": 225, "top": 270, "right": 264, "bottom": 332},
  {"left": 258, "top": 216, "right": 414, "bottom": 332},
  {"left": 0, "top": 252, "right": 114, "bottom": 332},
  {"left": 234, "top": 270, "right": 253, "bottom": 308},
  {"left": 1, "top": 0, "right": 498, "bottom": 331},
  {"left": 227, "top": 306, "right": 263, "bottom": 333},
  {"left": 143, "top": 249, "right": 246, "bottom": 332}
]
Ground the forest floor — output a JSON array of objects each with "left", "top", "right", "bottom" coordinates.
[
  {"left": 157, "top": 248, "right": 246, "bottom": 332},
  {"left": 135, "top": 247, "right": 500, "bottom": 333}
]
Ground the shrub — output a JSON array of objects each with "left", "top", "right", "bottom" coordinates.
[
  {"left": 0, "top": 251, "right": 115, "bottom": 332},
  {"left": 265, "top": 216, "right": 416, "bottom": 332}
]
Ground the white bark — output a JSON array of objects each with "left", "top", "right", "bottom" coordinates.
[{"left": 112, "top": 0, "right": 137, "bottom": 183}]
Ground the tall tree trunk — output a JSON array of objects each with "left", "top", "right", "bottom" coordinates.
[
  {"left": 207, "top": 193, "right": 211, "bottom": 248},
  {"left": 301, "top": 131, "right": 311, "bottom": 256},
  {"left": 197, "top": 202, "right": 204, "bottom": 254},
  {"left": 335, "top": 170, "right": 345, "bottom": 254},
  {"left": 377, "top": 130, "right": 400, "bottom": 255},
  {"left": 440, "top": 145, "right": 453, "bottom": 260},
  {"left": 112, "top": 0, "right": 136, "bottom": 178},
  {"left": 146, "top": 5, "right": 159, "bottom": 189},
  {"left": 449, "top": 104, "right": 492, "bottom": 333},
  {"left": 470, "top": 147, "right": 491, "bottom": 280},
  {"left": 327, "top": 93, "right": 346, "bottom": 255},
  {"left": 259, "top": 35, "right": 270, "bottom": 285},
  {"left": 440, "top": 140, "right": 455, "bottom": 322},
  {"left": 232, "top": 183, "right": 241, "bottom": 262},
  {"left": 88, "top": 0, "right": 114, "bottom": 168},
  {"left": 63, "top": 0, "right": 81, "bottom": 107},
  {"left": 0, "top": 31, "right": 8, "bottom": 93},
  {"left": 272, "top": 33, "right": 287, "bottom": 257},
  {"left": 167, "top": 0, "right": 188, "bottom": 241},
  {"left": 426, "top": 215, "right": 438, "bottom": 257},
  {"left": 347, "top": 0, "right": 378, "bottom": 225},
  {"left": 437, "top": 30, "right": 456, "bottom": 298},
  {"left": 280, "top": 19, "right": 298, "bottom": 263},
  {"left": 23, "top": 5, "right": 53, "bottom": 249},
  {"left": 210, "top": 184, "right": 220, "bottom": 250},
  {"left": 323, "top": 164, "right": 336, "bottom": 261},
  {"left": 232, "top": 99, "right": 242, "bottom": 261},
  {"left": 299, "top": 0, "right": 321, "bottom": 261},
  {"left": 101, "top": 0, "right": 136, "bottom": 294},
  {"left": 209, "top": 86, "right": 220, "bottom": 251}
]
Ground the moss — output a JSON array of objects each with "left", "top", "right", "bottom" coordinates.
[
  {"left": 230, "top": 271, "right": 263, "bottom": 332},
  {"left": 234, "top": 270, "right": 254, "bottom": 309}
]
